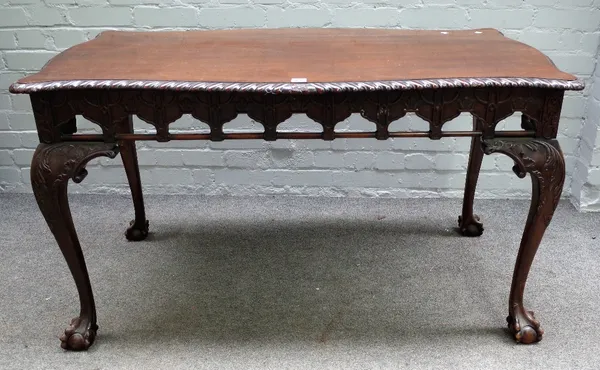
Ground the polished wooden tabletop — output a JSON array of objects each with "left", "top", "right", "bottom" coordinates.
[{"left": 17, "top": 28, "right": 576, "bottom": 86}]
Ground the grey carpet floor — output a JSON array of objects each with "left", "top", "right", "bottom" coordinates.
[{"left": 1, "top": 194, "right": 600, "bottom": 370}]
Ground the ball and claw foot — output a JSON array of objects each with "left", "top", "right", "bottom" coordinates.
[
  {"left": 59, "top": 317, "right": 98, "bottom": 351},
  {"left": 507, "top": 309, "right": 544, "bottom": 344},
  {"left": 125, "top": 219, "right": 149, "bottom": 241},
  {"left": 458, "top": 214, "right": 484, "bottom": 237}
]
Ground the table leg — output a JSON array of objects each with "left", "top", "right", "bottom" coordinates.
[
  {"left": 458, "top": 117, "right": 485, "bottom": 236},
  {"left": 483, "top": 138, "right": 565, "bottom": 344},
  {"left": 31, "top": 142, "right": 119, "bottom": 351},
  {"left": 119, "top": 139, "right": 149, "bottom": 241}
]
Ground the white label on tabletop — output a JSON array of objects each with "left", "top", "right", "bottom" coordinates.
[{"left": 291, "top": 78, "right": 308, "bottom": 83}]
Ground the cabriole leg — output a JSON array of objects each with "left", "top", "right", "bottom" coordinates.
[
  {"left": 119, "top": 116, "right": 149, "bottom": 241},
  {"left": 483, "top": 138, "right": 565, "bottom": 344},
  {"left": 458, "top": 117, "right": 485, "bottom": 236},
  {"left": 31, "top": 142, "right": 119, "bottom": 350}
]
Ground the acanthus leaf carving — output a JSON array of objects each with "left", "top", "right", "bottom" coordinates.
[
  {"left": 31, "top": 142, "right": 119, "bottom": 235},
  {"left": 481, "top": 137, "right": 565, "bottom": 344},
  {"left": 482, "top": 138, "right": 565, "bottom": 226}
]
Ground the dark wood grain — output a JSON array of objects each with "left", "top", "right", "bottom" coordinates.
[
  {"left": 458, "top": 117, "right": 485, "bottom": 236},
  {"left": 13, "top": 28, "right": 581, "bottom": 350},
  {"left": 17, "top": 28, "right": 576, "bottom": 85},
  {"left": 31, "top": 142, "right": 119, "bottom": 350},
  {"left": 483, "top": 138, "right": 566, "bottom": 344},
  {"left": 28, "top": 87, "right": 557, "bottom": 145},
  {"left": 117, "top": 116, "right": 149, "bottom": 241}
]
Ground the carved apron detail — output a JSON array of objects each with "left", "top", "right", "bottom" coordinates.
[{"left": 31, "top": 88, "right": 561, "bottom": 144}]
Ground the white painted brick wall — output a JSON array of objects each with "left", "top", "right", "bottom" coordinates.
[
  {"left": 0, "top": 0, "right": 599, "bottom": 203},
  {"left": 576, "top": 43, "right": 600, "bottom": 211}
]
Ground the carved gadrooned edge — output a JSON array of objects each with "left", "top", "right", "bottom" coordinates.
[{"left": 10, "top": 77, "right": 585, "bottom": 94}]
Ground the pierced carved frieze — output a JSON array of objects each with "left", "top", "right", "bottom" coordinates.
[
  {"left": 521, "top": 115, "right": 536, "bottom": 131},
  {"left": 245, "top": 94, "right": 294, "bottom": 141},
  {"left": 413, "top": 89, "right": 467, "bottom": 139},
  {"left": 305, "top": 93, "right": 353, "bottom": 140},
  {"left": 59, "top": 117, "right": 77, "bottom": 135},
  {"left": 30, "top": 93, "right": 56, "bottom": 143},
  {"left": 360, "top": 91, "right": 407, "bottom": 140},
  {"left": 188, "top": 92, "right": 238, "bottom": 141},
  {"left": 134, "top": 91, "right": 180, "bottom": 141},
  {"left": 32, "top": 87, "right": 564, "bottom": 143},
  {"left": 539, "top": 90, "right": 564, "bottom": 139},
  {"left": 470, "top": 88, "right": 516, "bottom": 138},
  {"left": 31, "top": 91, "right": 84, "bottom": 142}
]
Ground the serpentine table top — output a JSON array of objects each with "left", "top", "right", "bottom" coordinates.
[
  {"left": 11, "top": 28, "right": 581, "bottom": 92},
  {"left": 9, "top": 28, "right": 583, "bottom": 351}
]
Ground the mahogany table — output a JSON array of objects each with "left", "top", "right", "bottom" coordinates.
[{"left": 9, "top": 28, "right": 584, "bottom": 350}]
